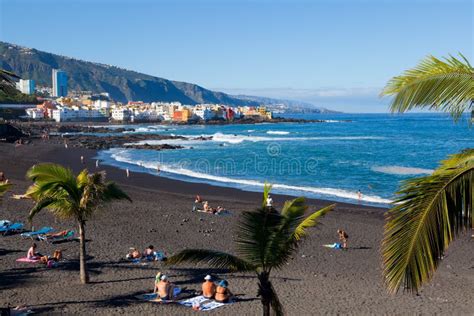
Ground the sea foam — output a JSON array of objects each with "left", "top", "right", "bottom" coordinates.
[{"left": 372, "top": 165, "right": 433, "bottom": 175}]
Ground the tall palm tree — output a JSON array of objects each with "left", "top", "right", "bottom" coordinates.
[
  {"left": 26, "top": 163, "right": 131, "bottom": 284},
  {"left": 167, "top": 185, "right": 335, "bottom": 315},
  {"left": 381, "top": 54, "right": 474, "bottom": 294}
]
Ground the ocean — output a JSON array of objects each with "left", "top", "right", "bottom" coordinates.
[{"left": 94, "top": 113, "right": 473, "bottom": 207}]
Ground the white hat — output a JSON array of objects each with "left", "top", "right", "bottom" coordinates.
[
  {"left": 204, "top": 275, "right": 212, "bottom": 280},
  {"left": 161, "top": 274, "right": 168, "bottom": 280}
]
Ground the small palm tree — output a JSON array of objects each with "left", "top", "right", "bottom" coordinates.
[
  {"left": 26, "top": 163, "right": 131, "bottom": 284},
  {"left": 167, "top": 185, "right": 334, "bottom": 315},
  {"left": 381, "top": 54, "right": 474, "bottom": 294}
]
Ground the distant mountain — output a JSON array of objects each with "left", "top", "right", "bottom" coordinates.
[
  {"left": 0, "top": 41, "right": 259, "bottom": 106},
  {"left": 235, "top": 95, "right": 339, "bottom": 113}
]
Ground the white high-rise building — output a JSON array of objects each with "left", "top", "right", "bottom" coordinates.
[{"left": 16, "top": 79, "right": 35, "bottom": 94}]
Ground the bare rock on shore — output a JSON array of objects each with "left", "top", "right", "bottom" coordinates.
[{"left": 0, "top": 123, "right": 27, "bottom": 143}]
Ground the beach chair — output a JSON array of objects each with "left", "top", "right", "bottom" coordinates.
[
  {"left": 2, "top": 222, "right": 24, "bottom": 235},
  {"left": 38, "top": 230, "right": 75, "bottom": 243},
  {"left": 21, "top": 226, "right": 54, "bottom": 239}
]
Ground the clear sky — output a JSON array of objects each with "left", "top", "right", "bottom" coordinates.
[{"left": 0, "top": 0, "right": 472, "bottom": 112}]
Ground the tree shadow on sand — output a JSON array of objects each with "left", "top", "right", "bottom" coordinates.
[
  {"left": 0, "top": 248, "right": 23, "bottom": 256},
  {"left": 0, "top": 267, "right": 41, "bottom": 290}
]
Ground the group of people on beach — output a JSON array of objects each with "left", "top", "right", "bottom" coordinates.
[
  {"left": 126, "top": 245, "right": 166, "bottom": 262},
  {"left": 27, "top": 243, "right": 63, "bottom": 267},
  {"left": 153, "top": 272, "right": 233, "bottom": 304},
  {"left": 193, "top": 195, "right": 227, "bottom": 215}
]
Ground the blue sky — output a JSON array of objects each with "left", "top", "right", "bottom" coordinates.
[{"left": 0, "top": 0, "right": 472, "bottom": 112}]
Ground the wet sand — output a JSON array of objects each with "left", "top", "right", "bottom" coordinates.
[{"left": 0, "top": 141, "right": 473, "bottom": 315}]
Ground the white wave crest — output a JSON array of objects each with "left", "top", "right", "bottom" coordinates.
[
  {"left": 106, "top": 149, "right": 391, "bottom": 205},
  {"left": 266, "top": 131, "right": 290, "bottom": 135},
  {"left": 372, "top": 165, "right": 433, "bottom": 175}
]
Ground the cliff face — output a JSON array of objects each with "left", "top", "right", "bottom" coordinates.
[{"left": 0, "top": 42, "right": 258, "bottom": 105}]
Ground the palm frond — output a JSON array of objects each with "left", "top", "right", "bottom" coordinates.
[
  {"left": 292, "top": 204, "right": 335, "bottom": 241},
  {"left": 28, "top": 197, "right": 54, "bottom": 222},
  {"left": 26, "top": 164, "right": 80, "bottom": 202},
  {"left": 235, "top": 207, "right": 282, "bottom": 268},
  {"left": 381, "top": 54, "right": 474, "bottom": 121},
  {"left": 0, "top": 69, "right": 20, "bottom": 93},
  {"left": 102, "top": 181, "right": 132, "bottom": 202},
  {"left": 166, "top": 249, "right": 255, "bottom": 272},
  {"left": 382, "top": 149, "right": 474, "bottom": 294},
  {"left": 0, "top": 182, "right": 12, "bottom": 202}
]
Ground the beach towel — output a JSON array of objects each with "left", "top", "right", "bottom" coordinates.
[
  {"left": 322, "top": 243, "right": 342, "bottom": 249},
  {"left": 0, "top": 220, "right": 11, "bottom": 227},
  {"left": 16, "top": 257, "right": 40, "bottom": 263},
  {"left": 179, "top": 295, "right": 228, "bottom": 311},
  {"left": 134, "top": 291, "right": 180, "bottom": 304},
  {"left": 21, "top": 227, "right": 54, "bottom": 239}
]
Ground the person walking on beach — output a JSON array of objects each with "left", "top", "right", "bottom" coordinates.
[
  {"left": 266, "top": 194, "right": 273, "bottom": 209},
  {"left": 357, "top": 190, "right": 362, "bottom": 202},
  {"left": 64, "top": 140, "right": 68, "bottom": 149},
  {"left": 126, "top": 168, "right": 130, "bottom": 178},
  {"left": 157, "top": 164, "right": 161, "bottom": 175},
  {"left": 80, "top": 155, "right": 84, "bottom": 164},
  {"left": 337, "top": 229, "right": 349, "bottom": 249},
  {"left": 96, "top": 160, "right": 99, "bottom": 168}
]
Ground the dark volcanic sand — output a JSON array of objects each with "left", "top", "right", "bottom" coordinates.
[{"left": 0, "top": 142, "right": 473, "bottom": 315}]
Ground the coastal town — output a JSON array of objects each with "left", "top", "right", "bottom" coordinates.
[{"left": 18, "top": 69, "right": 273, "bottom": 123}]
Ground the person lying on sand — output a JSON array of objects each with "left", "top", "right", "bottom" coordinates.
[
  {"left": 157, "top": 274, "right": 179, "bottom": 300},
  {"left": 215, "top": 206, "right": 227, "bottom": 215},
  {"left": 45, "top": 230, "right": 69, "bottom": 238},
  {"left": 27, "top": 243, "right": 42, "bottom": 259},
  {"left": 337, "top": 229, "right": 349, "bottom": 249},
  {"left": 215, "top": 280, "right": 233, "bottom": 303},
  {"left": 40, "top": 249, "right": 63, "bottom": 266},
  {"left": 126, "top": 247, "right": 142, "bottom": 259},
  {"left": 202, "top": 275, "right": 216, "bottom": 299},
  {"left": 143, "top": 245, "right": 166, "bottom": 261}
]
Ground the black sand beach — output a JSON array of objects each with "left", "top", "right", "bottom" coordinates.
[{"left": 0, "top": 141, "right": 473, "bottom": 315}]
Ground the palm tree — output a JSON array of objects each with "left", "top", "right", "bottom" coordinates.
[
  {"left": 381, "top": 54, "right": 474, "bottom": 294},
  {"left": 26, "top": 163, "right": 131, "bottom": 284},
  {"left": 167, "top": 185, "right": 335, "bottom": 315}
]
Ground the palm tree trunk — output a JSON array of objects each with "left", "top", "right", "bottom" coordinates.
[
  {"left": 258, "top": 272, "right": 271, "bottom": 316},
  {"left": 78, "top": 220, "right": 89, "bottom": 284}
]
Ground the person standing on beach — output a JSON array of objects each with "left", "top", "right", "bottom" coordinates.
[
  {"left": 126, "top": 168, "right": 130, "bottom": 178},
  {"left": 64, "top": 140, "right": 68, "bottom": 149},
  {"left": 96, "top": 160, "right": 99, "bottom": 168},
  {"left": 357, "top": 190, "right": 362, "bottom": 202},
  {"left": 266, "top": 194, "right": 273, "bottom": 209},
  {"left": 157, "top": 164, "right": 161, "bottom": 175},
  {"left": 80, "top": 156, "right": 84, "bottom": 164}
]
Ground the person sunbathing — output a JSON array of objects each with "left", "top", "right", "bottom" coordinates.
[
  {"left": 27, "top": 243, "right": 41, "bottom": 259},
  {"left": 337, "top": 229, "right": 349, "bottom": 249},
  {"left": 215, "top": 206, "right": 226, "bottom": 215},
  {"left": 202, "top": 275, "right": 216, "bottom": 299},
  {"left": 203, "top": 201, "right": 214, "bottom": 213},
  {"left": 143, "top": 245, "right": 162, "bottom": 261},
  {"left": 157, "top": 275, "right": 179, "bottom": 300},
  {"left": 45, "top": 230, "right": 69, "bottom": 238},
  {"left": 215, "top": 280, "right": 233, "bottom": 303},
  {"left": 126, "top": 247, "right": 141, "bottom": 259}
]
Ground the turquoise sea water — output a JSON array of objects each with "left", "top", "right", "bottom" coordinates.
[{"left": 95, "top": 113, "right": 473, "bottom": 207}]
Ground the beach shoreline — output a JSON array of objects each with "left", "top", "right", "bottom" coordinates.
[{"left": 0, "top": 140, "right": 472, "bottom": 315}]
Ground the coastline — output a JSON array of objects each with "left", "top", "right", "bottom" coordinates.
[{"left": 1, "top": 140, "right": 473, "bottom": 315}]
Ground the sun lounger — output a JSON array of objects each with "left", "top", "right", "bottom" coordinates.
[
  {"left": 38, "top": 230, "right": 75, "bottom": 242},
  {"left": 21, "top": 227, "right": 54, "bottom": 239},
  {"left": 0, "top": 220, "right": 11, "bottom": 227},
  {"left": 2, "top": 222, "right": 24, "bottom": 235}
]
